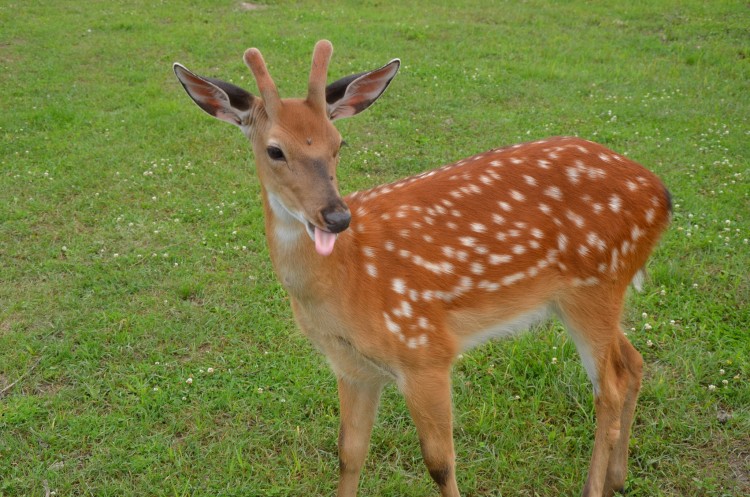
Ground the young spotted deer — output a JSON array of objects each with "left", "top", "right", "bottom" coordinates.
[{"left": 173, "top": 40, "right": 671, "bottom": 497}]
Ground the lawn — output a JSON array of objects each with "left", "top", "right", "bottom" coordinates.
[{"left": 1, "top": 1, "right": 748, "bottom": 496}]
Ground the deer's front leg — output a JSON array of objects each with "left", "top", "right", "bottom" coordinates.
[
  {"left": 403, "top": 370, "right": 461, "bottom": 497},
  {"left": 336, "top": 376, "right": 384, "bottom": 497}
]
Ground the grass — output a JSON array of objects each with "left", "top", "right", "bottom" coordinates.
[{"left": 1, "top": 0, "right": 748, "bottom": 496}]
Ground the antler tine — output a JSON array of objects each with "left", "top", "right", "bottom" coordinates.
[
  {"left": 307, "top": 39, "right": 333, "bottom": 114},
  {"left": 243, "top": 47, "right": 281, "bottom": 118}
]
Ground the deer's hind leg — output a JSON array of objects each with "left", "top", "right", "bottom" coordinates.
[{"left": 555, "top": 287, "right": 642, "bottom": 497}]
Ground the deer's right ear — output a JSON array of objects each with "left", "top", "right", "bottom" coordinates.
[{"left": 173, "top": 63, "right": 254, "bottom": 127}]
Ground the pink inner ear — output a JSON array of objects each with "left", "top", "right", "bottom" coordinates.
[
  {"left": 215, "top": 110, "right": 239, "bottom": 124},
  {"left": 192, "top": 84, "right": 220, "bottom": 102},
  {"left": 329, "top": 60, "right": 399, "bottom": 120},
  {"left": 351, "top": 78, "right": 388, "bottom": 101}
]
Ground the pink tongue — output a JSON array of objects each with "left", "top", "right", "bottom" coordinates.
[{"left": 314, "top": 227, "right": 337, "bottom": 256}]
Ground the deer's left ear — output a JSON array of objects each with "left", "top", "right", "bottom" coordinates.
[
  {"left": 325, "top": 59, "right": 400, "bottom": 121},
  {"left": 173, "top": 63, "right": 255, "bottom": 127}
]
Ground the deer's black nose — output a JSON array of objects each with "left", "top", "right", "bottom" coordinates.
[{"left": 322, "top": 204, "right": 351, "bottom": 233}]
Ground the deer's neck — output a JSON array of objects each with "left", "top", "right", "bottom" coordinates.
[{"left": 261, "top": 188, "right": 347, "bottom": 302}]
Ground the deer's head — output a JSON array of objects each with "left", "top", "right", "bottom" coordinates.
[{"left": 173, "top": 40, "right": 399, "bottom": 256}]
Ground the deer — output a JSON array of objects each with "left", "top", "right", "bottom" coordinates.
[{"left": 173, "top": 40, "right": 671, "bottom": 497}]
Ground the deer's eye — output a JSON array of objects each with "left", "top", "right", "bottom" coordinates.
[{"left": 266, "top": 146, "right": 285, "bottom": 161}]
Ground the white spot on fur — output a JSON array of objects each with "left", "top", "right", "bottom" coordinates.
[
  {"left": 645, "top": 208, "right": 656, "bottom": 224},
  {"left": 489, "top": 254, "right": 511, "bottom": 265},
  {"left": 393, "top": 300, "right": 413, "bottom": 318},
  {"left": 621, "top": 239, "right": 631, "bottom": 255},
  {"left": 510, "top": 189, "right": 526, "bottom": 202},
  {"left": 471, "top": 222, "right": 487, "bottom": 233},
  {"left": 392, "top": 278, "right": 406, "bottom": 294},
  {"left": 544, "top": 186, "right": 563, "bottom": 201},
  {"left": 565, "top": 167, "right": 581, "bottom": 185},
  {"left": 366, "top": 263, "right": 378, "bottom": 277},
  {"left": 459, "top": 236, "right": 477, "bottom": 247},
  {"left": 523, "top": 174, "right": 537, "bottom": 186},
  {"left": 566, "top": 209, "right": 585, "bottom": 228},
  {"left": 502, "top": 272, "right": 526, "bottom": 286},
  {"left": 608, "top": 194, "right": 622, "bottom": 213},
  {"left": 384, "top": 312, "right": 401, "bottom": 334},
  {"left": 587, "top": 232, "right": 607, "bottom": 252},
  {"left": 610, "top": 248, "right": 620, "bottom": 273}
]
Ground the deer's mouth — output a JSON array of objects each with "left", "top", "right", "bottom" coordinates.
[{"left": 306, "top": 222, "right": 337, "bottom": 257}]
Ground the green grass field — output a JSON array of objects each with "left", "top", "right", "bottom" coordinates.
[{"left": 1, "top": 1, "right": 748, "bottom": 496}]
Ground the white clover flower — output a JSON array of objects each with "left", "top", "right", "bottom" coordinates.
[
  {"left": 708, "top": 384, "right": 716, "bottom": 391},
  {"left": 186, "top": 377, "right": 193, "bottom": 384},
  {"left": 644, "top": 323, "right": 652, "bottom": 331},
  {"left": 646, "top": 340, "right": 654, "bottom": 347},
  {"left": 642, "top": 312, "right": 648, "bottom": 319}
]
